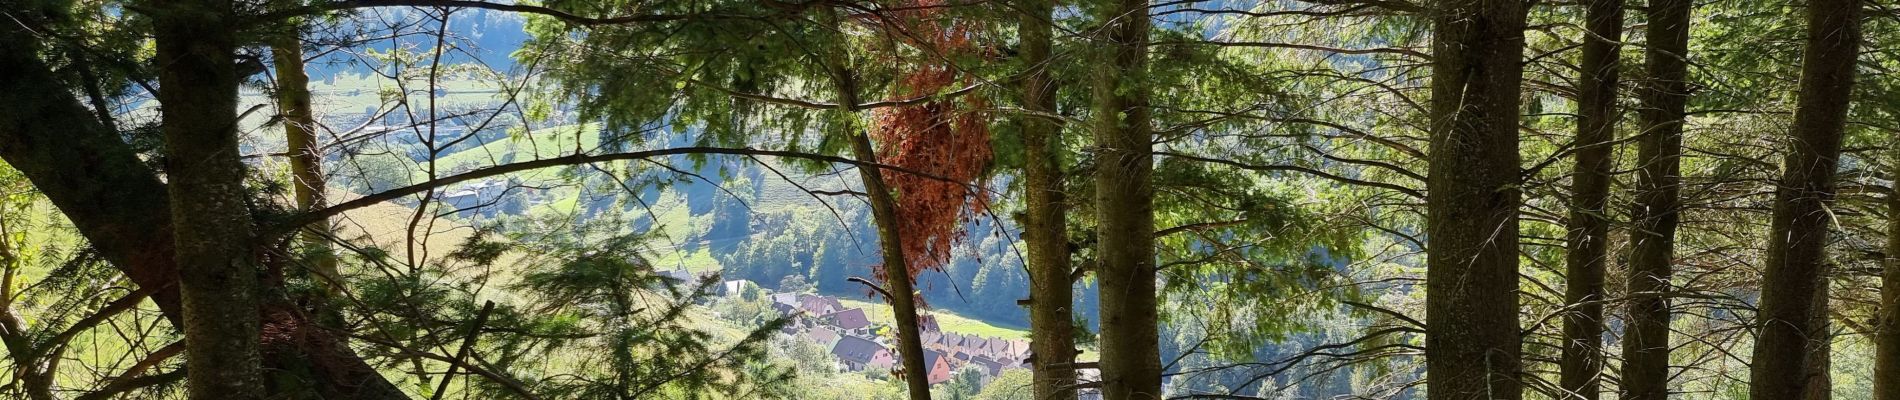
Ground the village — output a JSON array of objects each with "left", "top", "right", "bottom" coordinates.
[
  {"left": 768, "top": 291, "right": 1031, "bottom": 387},
  {"left": 673, "top": 271, "right": 1039, "bottom": 389}
]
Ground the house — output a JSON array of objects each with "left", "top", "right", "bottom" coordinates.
[
  {"left": 806, "top": 326, "right": 841, "bottom": 348},
  {"left": 439, "top": 178, "right": 511, "bottom": 217},
  {"left": 969, "top": 335, "right": 992, "bottom": 356},
  {"left": 940, "top": 333, "right": 965, "bottom": 349},
  {"left": 719, "top": 280, "right": 754, "bottom": 296},
  {"left": 770, "top": 293, "right": 799, "bottom": 307},
  {"left": 660, "top": 269, "right": 696, "bottom": 284},
  {"left": 922, "top": 331, "right": 942, "bottom": 349},
  {"left": 798, "top": 294, "right": 844, "bottom": 315},
  {"left": 824, "top": 308, "right": 872, "bottom": 334},
  {"left": 770, "top": 302, "right": 797, "bottom": 317},
  {"left": 831, "top": 336, "right": 893, "bottom": 372},
  {"left": 987, "top": 337, "right": 1009, "bottom": 358},
  {"left": 921, "top": 350, "right": 955, "bottom": 385},
  {"left": 992, "top": 339, "right": 1019, "bottom": 362},
  {"left": 970, "top": 355, "right": 1006, "bottom": 382}
]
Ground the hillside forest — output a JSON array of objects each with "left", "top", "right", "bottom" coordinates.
[{"left": 0, "top": 0, "right": 1898, "bottom": 399}]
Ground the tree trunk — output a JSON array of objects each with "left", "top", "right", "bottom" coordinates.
[
  {"left": 852, "top": 129, "right": 933, "bottom": 400},
  {"left": 1557, "top": 1, "right": 1622, "bottom": 398},
  {"left": 824, "top": 37, "right": 932, "bottom": 397},
  {"left": 1748, "top": 0, "right": 1862, "bottom": 397},
  {"left": 1423, "top": 1, "right": 1526, "bottom": 399},
  {"left": 1879, "top": 133, "right": 1900, "bottom": 400},
  {"left": 861, "top": 140, "right": 933, "bottom": 399},
  {"left": 1620, "top": 1, "right": 1690, "bottom": 399},
  {"left": 1804, "top": 282, "right": 1832, "bottom": 400},
  {"left": 0, "top": 24, "right": 182, "bottom": 327},
  {"left": 269, "top": 32, "right": 342, "bottom": 297},
  {"left": 1, "top": 12, "right": 408, "bottom": 400},
  {"left": 153, "top": 0, "right": 266, "bottom": 397},
  {"left": 1020, "top": 0, "right": 1076, "bottom": 398},
  {"left": 1092, "top": 0, "right": 1160, "bottom": 397}
]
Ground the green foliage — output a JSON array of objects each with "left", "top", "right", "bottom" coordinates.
[
  {"left": 777, "top": 274, "right": 814, "bottom": 293},
  {"left": 0, "top": 161, "right": 182, "bottom": 397},
  {"left": 971, "top": 369, "right": 1032, "bottom": 400},
  {"left": 712, "top": 287, "right": 779, "bottom": 327},
  {"left": 500, "top": 223, "right": 791, "bottom": 399},
  {"left": 520, "top": 1, "right": 838, "bottom": 150},
  {"left": 941, "top": 365, "right": 986, "bottom": 400}
]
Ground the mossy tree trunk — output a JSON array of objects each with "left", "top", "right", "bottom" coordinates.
[
  {"left": 152, "top": 0, "right": 265, "bottom": 397},
  {"left": 1091, "top": 0, "right": 1161, "bottom": 397}
]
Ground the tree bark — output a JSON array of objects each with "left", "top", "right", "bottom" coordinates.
[
  {"left": 1878, "top": 132, "right": 1900, "bottom": 400},
  {"left": 1620, "top": 1, "right": 1690, "bottom": 399},
  {"left": 1748, "top": 0, "right": 1862, "bottom": 397},
  {"left": 1092, "top": 0, "right": 1160, "bottom": 398},
  {"left": 0, "top": 23, "right": 182, "bottom": 327},
  {"left": 850, "top": 127, "right": 933, "bottom": 399},
  {"left": 269, "top": 31, "right": 342, "bottom": 297},
  {"left": 1804, "top": 282, "right": 1832, "bottom": 400},
  {"left": 1423, "top": 1, "right": 1526, "bottom": 399},
  {"left": 1020, "top": 0, "right": 1077, "bottom": 398},
  {"left": 1557, "top": 1, "right": 1621, "bottom": 398},
  {"left": 1, "top": 13, "right": 409, "bottom": 400},
  {"left": 855, "top": 137, "right": 934, "bottom": 398},
  {"left": 823, "top": 27, "right": 932, "bottom": 397},
  {"left": 152, "top": 0, "right": 267, "bottom": 397}
]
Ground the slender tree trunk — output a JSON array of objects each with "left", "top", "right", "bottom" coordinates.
[
  {"left": 1748, "top": 0, "right": 1862, "bottom": 397},
  {"left": 153, "top": 0, "right": 265, "bottom": 398},
  {"left": 269, "top": 32, "right": 341, "bottom": 297},
  {"left": 1020, "top": 0, "right": 1076, "bottom": 398},
  {"left": 824, "top": 34, "right": 932, "bottom": 397},
  {"left": 1557, "top": 1, "right": 1622, "bottom": 398},
  {"left": 1423, "top": 1, "right": 1526, "bottom": 399},
  {"left": 1092, "top": 0, "right": 1160, "bottom": 398},
  {"left": 1620, "top": 1, "right": 1690, "bottom": 399},
  {"left": 854, "top": 134, "right": 932, "bottom": 400},
  {"left": 1877, "top": 135, "right": 1900, "bottom": 400}
]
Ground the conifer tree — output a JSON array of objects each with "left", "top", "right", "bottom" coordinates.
[
  {"left": 1749, "top": 0, "right": 1863, "bottom": 397},
  {"left": 1423, "top": 0, "right": 1528, "bottom": 398}
]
